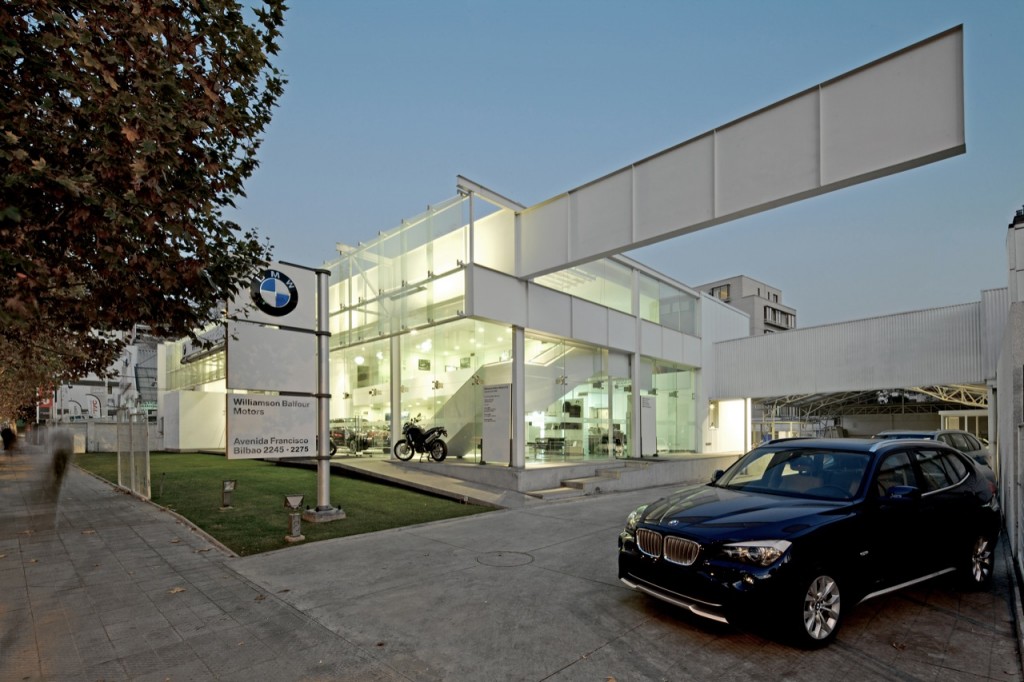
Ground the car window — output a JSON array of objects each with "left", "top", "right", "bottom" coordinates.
[
  {"left": 913, "top": 448, "right": 967, "bottom": 491},
  {"left": 963, "top": 434, "right": 982, "bottom": 451},
  {"left": 947, "top": 433, "right": 971, "bottom": 452},
  {"left": 718, "top": 448, "right": 867, "bottom": 500},
  {"left": 937, "top": 434, "right": 954, "bottom": 447},
  {"left": 875, "top": 452, "right": 917, "bottom": 495}
]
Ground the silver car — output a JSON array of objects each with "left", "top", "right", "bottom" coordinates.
[{"left": 875, "top": 429, "right": 991, "bottom": 467}]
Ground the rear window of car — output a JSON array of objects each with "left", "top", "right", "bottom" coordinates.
[{"left": 913, "top": 448, "right": 968, "bottom": 491}]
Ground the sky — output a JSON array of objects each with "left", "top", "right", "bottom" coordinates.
[{"left": 228, "top": 0, "right": 1024, "bottom": 328}]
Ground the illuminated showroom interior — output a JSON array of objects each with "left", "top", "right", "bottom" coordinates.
[{"left": 159, "top": 185, "right": 752, "bottom": 467}]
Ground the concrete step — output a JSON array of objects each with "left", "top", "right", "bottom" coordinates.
[
  {"left": 562, "top": 476, "right": 613, "bottom": 492},
  {"left": 561, "top": 460, "right": 656, "bottom": 494},
  {"left": 526, "top": 487, "right": 587, "bottom": 501}
]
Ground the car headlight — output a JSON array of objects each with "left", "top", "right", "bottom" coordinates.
[
  {"left": 720, "top": 540, "right": 791, "bottom": 567},
  {"left": 625, "top": 505, "right": 648, "bottom": 532}
]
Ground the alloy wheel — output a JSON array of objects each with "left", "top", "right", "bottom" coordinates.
[{"left": 802, "top": 575, "right": 841, "bottom": 641}]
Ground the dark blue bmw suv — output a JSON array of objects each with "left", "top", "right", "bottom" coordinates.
[{"left": 618, "top": 438, "right": 1001, "bottom": 647}]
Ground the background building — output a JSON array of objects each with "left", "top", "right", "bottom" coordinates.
[{"left": 698, "top": 275, "right": 796, "bottom": 335}]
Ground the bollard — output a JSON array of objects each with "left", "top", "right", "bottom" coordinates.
[
  {"left": 220, "top": 480, "right": 236, "bottom": 510},
  {"left": 283, "top": 494, "right": 305, "bottom": 543},
  {"left": 285, "top": 511, "right": 305, "bottom": 543}
]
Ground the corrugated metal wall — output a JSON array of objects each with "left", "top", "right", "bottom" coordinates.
[
  {"left": 982, "top": 288, "right": 1009, "bottom": 381},
  {"left": 713, "top": 302, "right": 986, "bottom": 399}
]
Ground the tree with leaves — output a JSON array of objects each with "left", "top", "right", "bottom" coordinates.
[{"left": 0, "top": 0, "right": 286, "bottom": 416}]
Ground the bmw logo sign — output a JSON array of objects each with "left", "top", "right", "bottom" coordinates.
[{"left": 250, "top": 269, "right": 298, "bottom": 317}]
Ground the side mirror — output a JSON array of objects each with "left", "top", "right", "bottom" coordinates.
[{"left": 711, "top": 469, "right": 725, "bottom": 483}]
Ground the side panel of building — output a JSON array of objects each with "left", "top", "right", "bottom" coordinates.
[{"left": 714, "top": 302, "right": 984, "bottom": 398}]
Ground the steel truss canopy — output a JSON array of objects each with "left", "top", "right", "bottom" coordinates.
[
  {"left": 517, "top": 26, "right": 965, "bottom": 279},
  {"left": 758, "top": 384, "right": 987, "bottom": 419}
]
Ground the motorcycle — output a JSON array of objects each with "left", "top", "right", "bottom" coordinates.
[{"left": 393, "top": 420, "right": 448, "bottom": 462}]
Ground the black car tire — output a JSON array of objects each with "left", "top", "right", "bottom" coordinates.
[
  {"left": 789, "top": 571, "right": 843, "bottom": 648},
  {"left": 393, "top": 440, "right": 414, "bottom": 461},
  {"left": 429, "top": 440, "right": 448, "bottom": 462},
  {"left": 961, "top": 535, "right": 996, "bottom": 590}
]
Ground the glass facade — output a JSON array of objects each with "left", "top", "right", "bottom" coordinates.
[
  {"left": 165, "top": 334, "right": 226, "bottom": 392},
  {"left": 535, "top": 261, "right": 699, "bottom": 336},
  {"left": 330, "top": 318, "right": 512, "bottom": 458},
  {"left": 534, "top": 259, "right": 633, "bottom": 315},
  {"left": 638, "top": 272, "right": 699, "bottom": 335},
  {"left": 168, "top": 192, "right": 706, "bottom": 466},
  {"left": 523, "top": 335, "right": 632, "bottom": 460},
  {"left": 323, "top": 195, "right": 706, "bottom": 464},
  {"left": 637, "top": 357, "right": 697, "bottom": 453}
]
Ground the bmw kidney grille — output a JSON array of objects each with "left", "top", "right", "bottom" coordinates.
[{"left": 636, "top": 529, "right": 700, "bottom": 565}]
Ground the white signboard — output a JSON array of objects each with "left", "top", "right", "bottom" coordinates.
[
  {"left": 226, "top": 394, "right": 317, "bottom": 460},
  {"left": 482, "top": 384, "right": 512, "bottom": 465},
  {"left": 227, "top": 320, "right": 317, "bottom": 394},
  {"left": 640, "top": 395, "right": 657, "bottom": 457},
  {"left": 226, "top": 261, "right": 317, "bottom": 329}
]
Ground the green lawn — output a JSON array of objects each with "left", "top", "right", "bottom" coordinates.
[{"left": 75, "top": 452, "right": 492, "bottom": 556}]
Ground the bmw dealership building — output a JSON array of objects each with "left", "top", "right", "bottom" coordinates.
[{"left": 154, "top": 28, "right": 1017, "bottom": 504}]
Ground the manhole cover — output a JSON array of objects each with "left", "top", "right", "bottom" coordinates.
[{"left": 476, "top": 551, "right": 534, "bottom": 567}]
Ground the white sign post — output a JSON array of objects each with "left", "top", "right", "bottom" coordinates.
[{"left": 225, "top": 261, "right": 344, "bottom": 522}]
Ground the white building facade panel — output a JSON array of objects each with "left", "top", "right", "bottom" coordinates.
[
  {"left": 714, "top": 302, "right": 984, "bottom": 398},
  {"left": 608, "top": 309, "right": 636, "bottom": 352},
  {"left": 819, "top": 28, "right": 964, "bottom": 185},
  {"left": 469, "top": 266, "right": 527, "bottom": 327},
  {"left": 640, "top": 320, "right": 663, "bottom": 358},
  {"left": 570, "top": 169, "right": 633, "bottom": 258},
  {"left": 715, "top": 90, "right": 820, "bottom": 217},
  {"left": 680, "top": 333, "right": 702, "bottom": 367},
  {"left": 526, "top": 281, "right": 572, "bottom": 338},
  {"left": 519, "top": 196, "right": 569, "bottom": 277},
  {"left": 633, "top": 134, "right": 715, "bottom": 241},
  {"left": 698, "top": 295, "right": 752, "bottom": 409},
  {"left": 570, "top": 298, "right": 609, "bottom": 347},
  {"left": 658, "top": 327, "right": 686, "bottom": 365}
]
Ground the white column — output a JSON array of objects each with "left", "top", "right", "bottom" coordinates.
[
  {"left": 390, "top": 334, "right": 402, "bottom": 458},
  {"left": 511, "top": 326, "right": 526, "bottom": 468}
]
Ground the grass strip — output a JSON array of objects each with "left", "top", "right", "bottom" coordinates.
[{"left": 75, "top": 452, "right": 492, "bottom": 556}]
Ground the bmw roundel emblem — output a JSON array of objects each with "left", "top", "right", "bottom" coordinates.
[{"left": 250, "top": 269, "right": 298, "bottom": 317}]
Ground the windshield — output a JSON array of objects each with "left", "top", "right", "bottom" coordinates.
[{"left": 715, "top": 447, "right": 871, "bottom": 501}]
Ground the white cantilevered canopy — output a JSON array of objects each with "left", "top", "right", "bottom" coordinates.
[{"left": 518, "top": 26, "right": 965, "bottom": 279}]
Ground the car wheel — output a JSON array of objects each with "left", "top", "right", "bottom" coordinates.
[
  {"left": 962, "top": 535, "right": 995, "bottom": 590},
  {"left": 790, "top": 572, "right": 842, "bottom": 648}
]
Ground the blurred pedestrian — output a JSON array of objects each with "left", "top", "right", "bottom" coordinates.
[{"left": 1, "top": 425, "right": 15, "bottom": 451}]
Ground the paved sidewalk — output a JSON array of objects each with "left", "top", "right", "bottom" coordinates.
[
  {"left": 2, "top": 441, "right": 1023, "bottom": 681},
  {"left": 0, "top": 443, "right": 399, "bottom": 680}
]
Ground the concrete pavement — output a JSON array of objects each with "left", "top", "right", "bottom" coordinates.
[{"left": 2, "top": 441, "right": 1022, "bottom": 681}]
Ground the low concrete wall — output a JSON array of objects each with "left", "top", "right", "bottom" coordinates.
[{"left": 428, "top": 453, "right": 742, "bottom": 494}]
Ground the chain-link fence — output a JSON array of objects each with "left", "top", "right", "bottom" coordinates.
[{"left": 117, "top": 410, "right": 150, "bottom": 499}]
